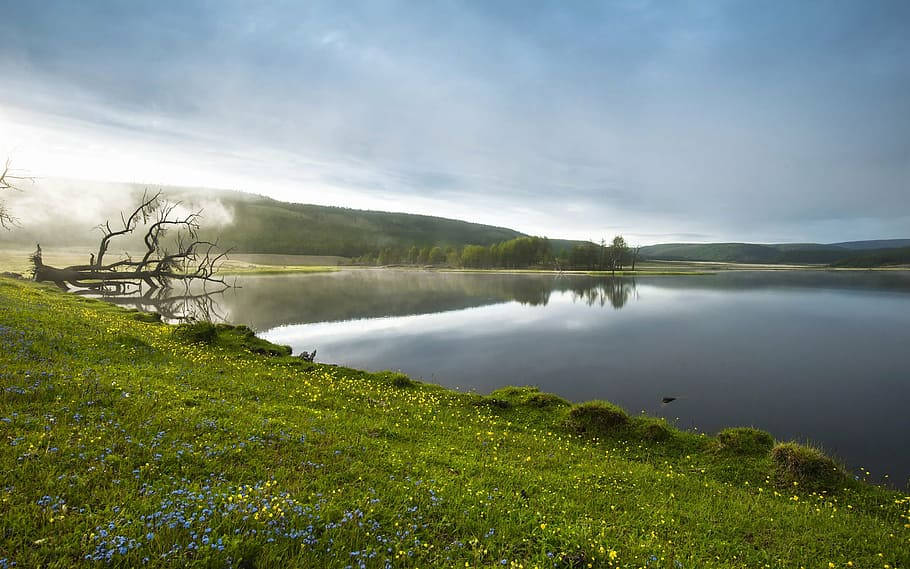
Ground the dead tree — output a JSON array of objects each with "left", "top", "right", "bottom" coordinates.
[
  {"left": 0, "top": 158, "right": 33, "bottom": 229},
  {"left": 33, "top": 190, "right": 231, "bottom": 294},
  {"left": 629, "top": 245, "right": 642, "bottom": 271}
]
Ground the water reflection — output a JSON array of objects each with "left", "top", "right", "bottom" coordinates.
[
  {"left": 213, "top": 270, "right": 640, "bottom": 330},
  {"left": 81, "top": 287, "right": 227, "bottom": 322}
]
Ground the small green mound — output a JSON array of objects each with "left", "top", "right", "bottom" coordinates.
[
  {"left": 173, "top": 322, "right": 292, "bottom": 356},
  {"left": 174, "top": 321, "right": 218, "bottom": 344},
  {"left": 470, "top": 395, "right": 512, "bottom": 409},
  {"left": 215, "top": 324, "right": 292, "bottom": 357},
  {"left": 632, "top": 417, "right": 673, "bottom": 442},
  {"left": 771, "top": 442, "right": 846, "bottom": 491},
  {"left": 377, "top": 371, "right": 416, "bottom": 388},
  {"left": 717, "top": 427, "right": 775, "bottom": 455},
  {"left": 132, "top": 311, "right": 162, "bottom": 323},
  {"left": 565, "top": 400, "right": 629, "bottom": 434},
  {"left": 490, "top": 385, "right": 539, "bottom": 399},
  {"left": 487, "top": 386, "right": 568, "bottom": 408},
  {"left": 525, "top": 392, "right": 570, "bottom": 408}
]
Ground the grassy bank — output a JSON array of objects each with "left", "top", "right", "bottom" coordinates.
[{"left": 0, "top": 277, "right": 907, "bottom": 568}]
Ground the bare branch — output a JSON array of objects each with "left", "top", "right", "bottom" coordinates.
[
  {"left": 95, "top": 190, "right": 161, "bottom": 267},
  {"left": 0, "top": 158, "right": 34, "bottom": 229}
]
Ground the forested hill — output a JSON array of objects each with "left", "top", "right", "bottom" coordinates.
[
  {"left": 3, "top": 180, "right": 533, "bottom": 256},
  {"left": 204, "top": 194, "right": 526, "bottom": 256},
  {"left": 640, "top": 241, "right": 910, "bottom": 265}
]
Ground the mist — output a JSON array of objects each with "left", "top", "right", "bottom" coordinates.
[{"left": 0, "top": 178, "right": 235, "bottom": 249}]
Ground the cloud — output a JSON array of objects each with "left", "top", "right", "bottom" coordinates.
[{"left": 1, "top": 1, "right": 908, "bottom": 244}]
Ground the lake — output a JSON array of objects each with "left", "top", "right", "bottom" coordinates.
[{"left": 149, "top": 269, "right": 910, "bottom": 486}]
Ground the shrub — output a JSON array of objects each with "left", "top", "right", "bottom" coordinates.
[
  {"left": 173, "top": 321, "right": 217, "bottom": 344},
  {"left": 717, "top": 427, "right": 774, "bottom": 455},
  {"left": 566, "top": 401, "right": 628, "bottom": 434},
  {"left": 771, "top": 442, "right": 845, "bottom": 491}
]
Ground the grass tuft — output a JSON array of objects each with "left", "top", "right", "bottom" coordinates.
[
  {"left": 631, "top": 416, "right": 673, "bottom": 442},
  {"left": 377, "top": 371, "right": 416, "bottom": 388},
  {"left": 470, "top": 395, "right": 513, "bottom": 409},
  {"left": 717, "top": 427, "right": 775, "bottom": 455},
  {"left": 490, "top": 385, "right": 539, "bottom": 399},
  {"left": 770, "top": 442, "right": 846, "bottom": 491},
  {"left": 488, "top": 385, "right": 569, "bottom": 409},
  {"left": 173, "top": 321, "right": 218, "bottom": 344},
  {"left": 524, "top": 392, "right": 570, "bottom": 408},
  {"left": 132, "top": 311, "right": 162, "bottom": 323},
  {"left": 565, "top": 400, "right": 629, "bottom": 434}
]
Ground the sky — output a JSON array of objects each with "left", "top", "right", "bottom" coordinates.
[{"left": 1, "top": 0, "right": 908, "bottom": 244}]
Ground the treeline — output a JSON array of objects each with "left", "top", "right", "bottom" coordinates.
[
  {"left": 354, "top": 236, "right": 552, "bottom": 268},
  {"left": 830, "top": 246, "right": 910, "bottom": 268},
  {"left": 564, "top": 236, "right": 641, "bottom": 271},
  {"left": 355, "top": 235, "right": 641, "bottom": 271}
]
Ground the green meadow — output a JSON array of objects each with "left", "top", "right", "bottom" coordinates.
[{"left": 0, "top": 277, "right": 907, "bottom": 568}]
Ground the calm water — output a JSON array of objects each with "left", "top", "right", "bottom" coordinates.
[{"left": 151, "top": 270, "right": 910, "bottom": 485}]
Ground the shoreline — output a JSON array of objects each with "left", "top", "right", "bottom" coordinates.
[{"left": 0, "top": 276, "right": 908, "bottom": 567}]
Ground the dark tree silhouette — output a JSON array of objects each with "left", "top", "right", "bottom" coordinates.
[{"left": 32, "top": 190, "right": 230, "bottom": 294}]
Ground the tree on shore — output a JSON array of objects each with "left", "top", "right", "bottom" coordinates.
[
  {"left": 32, "top": 190, "right": 230, "bottom": 294},
  {"left": 427, "top": 246, "right": 445, "bottom": 265},
  {"left": 0, "top": 158, "right": 32, "bottom": 229},
  {"left": 610, "top": 235, "right": 628, "bottom": 274},
  {"left": 629, "top": 244, "right": 642, "bottom": 271}
]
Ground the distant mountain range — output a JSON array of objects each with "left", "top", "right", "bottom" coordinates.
[{"left": 640, "top": 241, "right": 910, "bottom": 266}]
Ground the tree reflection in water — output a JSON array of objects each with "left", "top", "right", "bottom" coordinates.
[
  {"left": 77, "top": 287, "right": 227, "bottom": 323},
  {"left": 76, "top": 271, "right": 641, "bottom": 329}
]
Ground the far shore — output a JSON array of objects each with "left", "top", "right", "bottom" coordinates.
[{"left": 1, "top": 247, "right": 907, "bottom": 278}]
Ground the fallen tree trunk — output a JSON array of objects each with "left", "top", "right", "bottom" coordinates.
[{"left": 31, "top": 191, "right": 230, "bottom": 294}]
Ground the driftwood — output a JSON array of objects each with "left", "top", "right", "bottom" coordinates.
[{"left": 33, "top": 190, "right": 230, "bottom": 295}]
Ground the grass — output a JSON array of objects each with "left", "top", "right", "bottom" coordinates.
[{"left": 0, "top": 277, "right": 908, "bottom": 568}]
